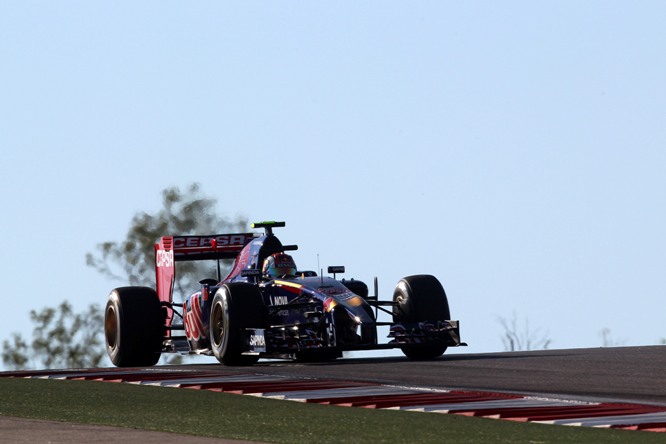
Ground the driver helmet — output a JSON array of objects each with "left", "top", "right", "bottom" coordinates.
[{"left": 263, "top": 253, "right": 297, "bottom": 278}]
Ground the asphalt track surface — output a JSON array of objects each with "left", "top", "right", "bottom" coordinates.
[
  {"left": 3, "top": 345, "right": 665, "bottom": 442},
  {"left": 184, "top": 345, "right": 666, "bottom": 406}
]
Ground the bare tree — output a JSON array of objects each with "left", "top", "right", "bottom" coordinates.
[
  {"left": 599, "top": 328, "right": 626, "bottom": 347},
  {"left": 498, "top": 312, "right": 551, "bottom": 352}
]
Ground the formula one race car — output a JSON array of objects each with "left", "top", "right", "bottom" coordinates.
[{"left": 104, "top": 221, "right": 465, "bottom": 366}]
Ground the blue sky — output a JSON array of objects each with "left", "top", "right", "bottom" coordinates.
[{"left": 1, "top": 2, "right": 665, "bottom": 368}]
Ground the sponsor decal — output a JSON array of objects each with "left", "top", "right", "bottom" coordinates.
[
  {"left": 249, "top": 330, "right": 266, "bottom": 352},
  {"left": 270, "top": 295, "right": 289, "bottom": 305},
  {"left": 173, "top": 234, "right": 251, "bottom": 249},
  {"left": 156, "top": 249, "right": 174, "bottom": 267},
  {"left": 184, "top": 293, "right": 206, "bottom": 341},
  {"left": 275, "top": 257, "right": 295, "bottom": 268},
  {"left": 249, "top": 333, "right": 265, "bottom": 347},
  {"left": 241, "top": 269, "right": 262, "bottom": 277},
  {"left": 317, "top": 286, "right": 354, "bottom": 298}
]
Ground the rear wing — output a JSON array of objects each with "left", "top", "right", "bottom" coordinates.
[
  {"left": 155, "top": 233, "right": 256, "bottom": 262},
  {"left": 155, "top": 233, "right": 257, "bottom": 316}
]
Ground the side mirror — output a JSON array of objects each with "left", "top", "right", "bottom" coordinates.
[{"left": 327, "top": 266, "right": 345, "bottom": 278}]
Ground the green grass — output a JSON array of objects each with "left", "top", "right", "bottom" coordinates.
[{"left": 0, "top": 378, "right": 662, "bottom": 443}]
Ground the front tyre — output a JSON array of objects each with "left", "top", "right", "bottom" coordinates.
[
  {"left": 105, "top": 287, "right": 163, "bottom": 367},
  {"left": 392, "top": 275, "right": 451, "bottom": 360},
  {"left": 210, "top": 283, "right": 266, "bottom": 366}
]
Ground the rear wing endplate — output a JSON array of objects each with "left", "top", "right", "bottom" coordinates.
[{"left": 154, "top": 233, "right": 257, "bottom": 316}]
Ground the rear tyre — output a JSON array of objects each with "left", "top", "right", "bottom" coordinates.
[
  {"left": 210, "top": 283, "right": 267, "bottom": 366},
  {"left": 105, "top": 287, "right": 163, "bottom": 367},
  {"left": 392, "top": 275, "right": 451, "bottom": 360}
]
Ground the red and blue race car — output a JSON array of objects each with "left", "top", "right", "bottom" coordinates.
[{"left": 104, "top": 221, "right": 465, "bottom": 366}]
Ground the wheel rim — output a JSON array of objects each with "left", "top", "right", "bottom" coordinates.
[
  {"left": 105, "top": 305, "right": 118, "bottom": 351},
  {"left": 211, "top": 300, "right": 225, "bottom": 349}
]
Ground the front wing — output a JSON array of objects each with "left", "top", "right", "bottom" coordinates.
[{"left": 241, "top": 320, "right": 464, "bottom": 356}]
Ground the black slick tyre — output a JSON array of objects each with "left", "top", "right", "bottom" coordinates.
[
  {"left": 210, "top": 283, "right": 266, "bottom": 366},
  {"left": 392, "top": 274, "right": 451, "bottom": 360},
  {"left": 105, "top": 287, "right": 163, "bottom": 367}
]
